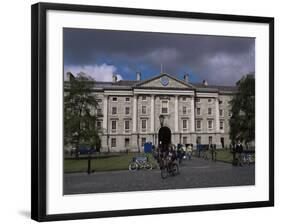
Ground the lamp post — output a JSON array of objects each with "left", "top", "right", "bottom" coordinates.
[{"left": 159, "top": 114, "right": 165, "bottom": 127}]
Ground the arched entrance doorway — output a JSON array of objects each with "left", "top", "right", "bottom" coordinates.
[{"left": 158, "top": 126, "right": 171, "bottom": 148}]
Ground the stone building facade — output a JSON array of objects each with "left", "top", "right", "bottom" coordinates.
[{"left": 73, "top": 73, "right": 236, "bottom": 152}]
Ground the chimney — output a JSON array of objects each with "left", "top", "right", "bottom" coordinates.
[
  {"left": 136, "top": 72, "right": 141, "bottom": 81},
  {"left": 66, "top": 72, "right": 74, "bottom": 81},
  {"left": 112, "top": 74, "right": 117, "bottom": 82},
  {"left": 183, "top": 73, "right": 189, "bottom": 83},
  {"left": 203, "top": 80, "right": 208, "bottom": 86}
]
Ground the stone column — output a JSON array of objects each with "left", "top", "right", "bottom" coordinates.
[
  {"left": 215, "top": 98, "right": 220, "bottom": 132},
  {"left": 175, "top": 95, "right": 179, "bottom": 132},
  {"left": 133, "top": 95, "right": 137, "bottom": 132},
  {"left": 103, "top": 95, "right": 108, "bottom": 131},
  {"left": 150, "top": 95, "right": 155, "bottom": 133},
  {"left": 190, "top": 96, "right": 195, "bottom": 132}
]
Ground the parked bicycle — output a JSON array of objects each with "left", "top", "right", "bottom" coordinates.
[
  {"left": 129, "top": 156, "right": 152, "bottom": 171},
  {"left": 242, "top": 153, "right": 255, "bottom": 165}
]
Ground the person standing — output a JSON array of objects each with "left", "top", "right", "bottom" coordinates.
[{"left": 236, "top": 141, "right": 244, "bottom": 166}]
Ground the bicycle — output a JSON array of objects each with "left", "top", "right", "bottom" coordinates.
[
  {"left": 128, "top": 156, "right": 153, "bottom": 171},
  {"left": 242, "top": 153, "right": 255, "bottom": 165},
  {"left": 159, "top": 155, "right": 179, "bottom": 179}
]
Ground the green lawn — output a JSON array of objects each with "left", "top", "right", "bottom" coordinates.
[
  {"left": 64, "top": 152, "right": 158, "bottom": 173},
  {"left": 215, "top": 149, "right": 234, "bottom": 163}
]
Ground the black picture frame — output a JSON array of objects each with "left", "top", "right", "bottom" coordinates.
[{"left": 31, "top": 2, "right": 274, "bottom": 222}]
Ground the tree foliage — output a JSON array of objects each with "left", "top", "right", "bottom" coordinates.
[
  {"left": 229, "top": 74, "right": 255, "bottom": 145},
  {"left": 64, "top": 73, "right": 101, "bottom": 158}
]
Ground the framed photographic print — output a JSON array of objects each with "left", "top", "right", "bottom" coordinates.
[{"left": 31, "top": 2, "right": 274, "bottom": 222}]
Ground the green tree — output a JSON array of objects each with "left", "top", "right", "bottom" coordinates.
[
  {"left": 229, "top": 74, "right": 255, "bottom": 147},
  {"left": 64, "top": 72, "right": 101, "bottom": 159}
]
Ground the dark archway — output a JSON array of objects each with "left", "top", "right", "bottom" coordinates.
[{"left": 158, "top": 126, "right": 171, "bottom": 148}]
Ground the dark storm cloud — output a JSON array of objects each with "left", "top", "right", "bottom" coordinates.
[{"left": 64, "top": 28, "right": 255, "bottom": 85}]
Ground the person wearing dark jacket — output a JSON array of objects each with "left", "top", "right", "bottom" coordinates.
[{"left": 236, "top": 141, "right": 244, "bottom": 166}]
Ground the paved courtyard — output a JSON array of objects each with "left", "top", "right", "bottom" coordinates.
[{"left": 64, "top": 158, "right": 255, "bottom": 195}]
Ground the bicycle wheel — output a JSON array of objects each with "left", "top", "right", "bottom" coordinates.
[
  {"left": 145, "top": 162, "right": 153, "bottom": 170},
  {"left": 171, "top": 163, "right": 179, "bottom": 176},
  {"left": 161, "top": 167, "right": 169, "bottom": 179},
  {"left": 129, "top": 162, "right": 138, "bottom": 171}
]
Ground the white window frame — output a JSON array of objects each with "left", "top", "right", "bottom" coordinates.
[
  {"left": 182, "top": 119, "right": 188, "bottom": 130},
  {"left": 125, "top": 97, "right": 130, "bottom": 102},
  {"left": 220, "top": 120, "right": 224, "bottom": 130},
  {"left": 183, "top": 136, "right": 187, "bottom": 144},
  {"left": 196, "top": 107, "right": 201, "bottom": 116},
  {"left": 208, "top": 108, "right": 212, "bottom": 115},
  {"left": 141, "top": 137, "right": 146, "bottom": 147},
  {"left": 125, "top": 107, "right": 130, "bottom": 115},
  {"left": 111, "top": 138, "right": 116, "bottom": 148},
  {"left": 196, "top": 120, "right": 202, "bottom": 130},
  {"left": 111, "top": 120, "right": 117, "bottom": 132},
  {"left": 141, "top": 119, "right": 147, "bottom": 131},
  {"left": 112, "top": 107, "right": 117, "bottom": 115},
  {"left": 124, "top": 120, "right": 130, "bottom": 131},
  {"left": 161, "top": 100, "right": 169, "bottom": 114},
  {"left": 182, "top": 106, "right": 187, "bottom": 115},
  {"left": 219, "top": 109, "right": 224, "bottom": 117},
  {"left": 208, "top": 120, "right": 213, "bottom": 130}
]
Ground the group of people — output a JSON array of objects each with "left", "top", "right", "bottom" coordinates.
[{"left": 152, "top": 143, "right": 194, "bottom": 169}]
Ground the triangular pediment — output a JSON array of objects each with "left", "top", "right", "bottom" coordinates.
[{"left": 135, "top": 73, "right": 194, "bottom": 89}]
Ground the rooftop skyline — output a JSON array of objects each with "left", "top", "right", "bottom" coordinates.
[{"left": 64, "top": 28, "right": 255, "bottom": 85}]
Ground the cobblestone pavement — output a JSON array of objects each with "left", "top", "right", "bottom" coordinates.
[{"left": 64, "top": 158, "right": 255, "bottom": 195}]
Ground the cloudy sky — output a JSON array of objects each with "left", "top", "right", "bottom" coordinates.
[{"left": 64, "top": 28, "right": 255, "bottom": 85}]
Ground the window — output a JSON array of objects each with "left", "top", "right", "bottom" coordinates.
[
  {"left": 141, "top": 105, "right": 146, "bottom": 114},
  {"left": 220, "top": 121, "right": 224, "bottom": 130},
  {"left": 208, "top": 98, "right": 212, "bottom": 103},
  {"left": 195, "top": 98, "right": 200, "bottom": 103},
  {"left": 125, "top": 120, "right": 130, "bottom": 130},
  {"left": 125, "top": 107, "right": 130, "bottom": 115},
  {"left": 208, "top": 108, "right": 212, "bottom": 115},
  {"left": 141, "top": 119, "right": 147, "bottom": 130},
  {"left": 182, "top": 96, "right": 187, "bottom": 101},
  {"left": 219, "top": 109, "right": 223, "bottom": 117},
  {"left": 125, "top": 97, "right": 130, "bottom": 102},
  {"left": 97, "top": 108, "right": 102, "bottom": 116},
  {"left": 112, "top": 107, "right": 117, "bottom": 115},
  {"left": 183, "top": 136, "right": 187, "bottom": 144},
  {"left": 111, "top": 138, "right": 116, "bottom": 147},
  {"left": 196, "top": 120, "right": 201, "bottom": 129},
  {"left": 142, "top": 96, "right": 147, "bottom": 101},
  {"left": 112, "top": 97, "right": 117, "bottom": 102},
  {"left": 182, "top": 106, "right": 187, "bottom": 115},
  {"left": 196, "top": 108, "right": 201, "bottom": 115},
  {"left": 209, "top": 136, "right": 213, "bottom": 144},
  {"left": 161, "top": 101, "right": 169, "bottom": 114},
  {"left": 219, "top": 100, "right": 223, "bottom": 104},
  {"left": 208, "top": 120, "right": 213, "bottom": 129},
  {"left": 141, "top": 138, "right": 146, "bottom": 147},
  {"left": 97, "top": 121, "right": 102, "bottom": 129},
  {"left": 196, "top": 136, "right": 201, "bottom": 144},
  {"left": 125, "top": 138, "right": 130, "bottom": 148},
  {"left": 112, "top": 120, "right": 117, "bottom": 130},
  {"left": 183, "top": 119, "right": 188, "bottom": 129}
]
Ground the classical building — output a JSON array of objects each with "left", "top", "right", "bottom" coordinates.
[{"left": 67, "top": 72, "right": 237, "bottom": 152}]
